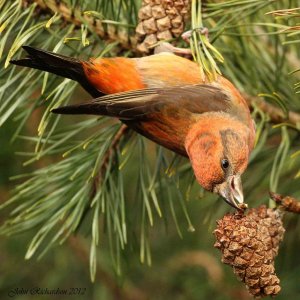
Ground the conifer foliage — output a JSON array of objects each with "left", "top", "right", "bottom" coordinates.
[{"left": 0, "top": 0, "right": 300, "bottom": 298}]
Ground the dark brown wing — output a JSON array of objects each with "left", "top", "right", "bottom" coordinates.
[
  {"left": 52, "top": 84, "right": 232, "bottom": 155},
  {"left": 51, "top": 84, "right": 231, "bottom": 119}
]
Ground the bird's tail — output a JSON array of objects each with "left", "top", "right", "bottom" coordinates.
[{"left": 10, "top": 46, "right": 101, "bottom": 97}]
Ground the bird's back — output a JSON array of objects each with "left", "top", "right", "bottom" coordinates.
[
  {"left": 79, "top": 53, "right": 255, "bottom": 155},
  {"left": 82, "top": 53, "right": 204, "bottom": 94},
  {"left": 82, "top": 53, "right": 249, "bottom": 123}
]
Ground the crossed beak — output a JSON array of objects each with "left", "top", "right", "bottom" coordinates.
[{"left": 217, "top": 175, "right": 245, "bottom": 210}]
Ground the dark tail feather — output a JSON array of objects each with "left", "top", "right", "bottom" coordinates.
[
  {"left": 10, "top": 46, "right": 102, "bottom": 97},
  {"left": 10, "top": 46, "right": 81, "bottom": 80}
]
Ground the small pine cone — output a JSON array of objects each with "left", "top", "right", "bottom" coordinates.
[
  {"left": 136, "top": 0, "right": 191, "bottom": 53},
  {"left": 214, "top": 206, "right": 285, "bottom": 298}
]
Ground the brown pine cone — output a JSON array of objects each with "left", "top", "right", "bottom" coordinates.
[
  {"left": 214, "top": 206, "right": 285, "bottom": 298},
  {"left": 136, "top": 0, "right": 191, "bottom": 53}
]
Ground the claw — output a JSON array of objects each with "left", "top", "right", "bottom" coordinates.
[
  {"left": 181, "top": 27, "right": 210, "bottom": 43},
  {"left": 154, "top": 27, "right": 210, "bottom": 57},
  {"left": 181, "top": 30, "right": 193, "bottom": 43},
  {"left": 154, "top": 42, "right": 192, "bottom": 56}
]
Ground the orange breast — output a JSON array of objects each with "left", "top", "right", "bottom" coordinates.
[{"left": 82, "top": 57, "right": 145, "bottom": 94}]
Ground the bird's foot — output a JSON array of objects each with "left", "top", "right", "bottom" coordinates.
[
  {"left": 154, "top": 42, "right": 192, "bottom": 56},
  {"left": 181, "top": 27, "right": 210, "bottom": 43},
  {"left": 154, "top": 27, "right": 209, "bottom": 57}
]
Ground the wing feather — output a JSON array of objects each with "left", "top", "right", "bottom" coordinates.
[{"left": 52, "top": 84, "right": 231, "bottom": 120}]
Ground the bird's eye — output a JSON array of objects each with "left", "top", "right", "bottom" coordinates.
[{"left": 221, "top": 159, "right": 229, "bottom": 170}]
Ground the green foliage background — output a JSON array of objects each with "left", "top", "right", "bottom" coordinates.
[{"left": 0, "top": 0, "right": 300, "bottom": 299}]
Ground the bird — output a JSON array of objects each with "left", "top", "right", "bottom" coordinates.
[{"left": 10, "top": 46, "right": 256, "bottom": 210}]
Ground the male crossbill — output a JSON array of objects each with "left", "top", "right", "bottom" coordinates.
[{"left": 11, "top": 46, "right": 255, "bottom": 209}]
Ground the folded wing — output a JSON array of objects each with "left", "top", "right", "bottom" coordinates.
[
  {"left": 52, "top": 84, "right": 231, "bottom": 120},
  {"left": 52, "top": 84, "right": 234, "bottom": 155}
]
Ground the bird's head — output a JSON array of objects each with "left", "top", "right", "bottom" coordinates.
[{"left": 185, "top": 114, "right": 251, "bottom": 210}]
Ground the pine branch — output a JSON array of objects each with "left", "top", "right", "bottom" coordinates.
[
  {"left": 17, "top": 0, "right": 300, "bottom": 129},
  {"left": 25, "top": 0, "right": 138, "bottom": 51},
  {"left": 245, "top": 94, "right": 300, "bottom": 127},
  {"left": 1, "top": 1, "right": 299, "bottom": 289},
  {"left": 92, "top": 124, "right": 130, "bottom": 197},
  {"left": 22, "top": 0, "right": 300, "bottom": 128},
  {"left": 270, "top": 192, "right": 300, "bottom": 214}
]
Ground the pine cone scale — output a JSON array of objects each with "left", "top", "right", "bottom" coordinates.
[{"left": 136, "top": 0, "right": 191, "bottom": 53}]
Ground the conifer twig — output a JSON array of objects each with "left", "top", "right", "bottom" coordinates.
[
  {"left": 22, "top": 0, "right": 300, "bottom": 129},
  {"left": 92, "top": 124, "right": 129, "bottom": 196},
  {"left": 244, "top": 94, "right": 300, "bottom": 127},
  {"left": 25, "top": 0, "right": 137, "bottom": 50},
  {"left": 270, "top": 192, "right": 300, "bottom": 214}
]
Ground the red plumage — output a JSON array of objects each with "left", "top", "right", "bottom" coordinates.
[{"left": 10, "top": 46, "right": 255, "bottom": 209}]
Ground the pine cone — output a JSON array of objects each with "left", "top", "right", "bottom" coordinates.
[
  {"left": 136, "top": 0, "right": 191, "bottom": 53},
  {"left": 214, "top": 206, "right": 285, "bottom": 298}
]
